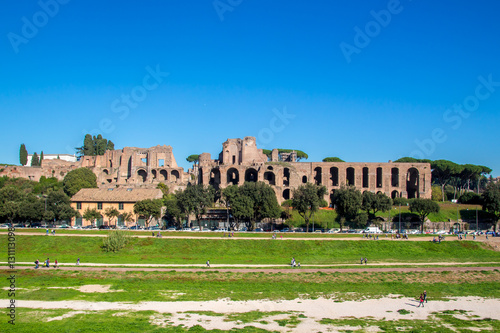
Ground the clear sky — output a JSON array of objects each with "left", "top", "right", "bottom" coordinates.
[{"left": 1, "top": 0, "right": 499, "bottom": 175}]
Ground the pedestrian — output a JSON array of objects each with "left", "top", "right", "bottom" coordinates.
[
  {"left": 45, "top": 258, "right": 50, "bottom": 268},
  {"left": 297, "top": 262, "right": 301, "bottom": 268},
  {"left": 364, "top": 257, "right": 367, "bottom": 265},
  {"left": 423, "top": 290, "right": 427, "bottom": 303},
  {"left": 360, "top": 257, "right": 363, "bottom": 265},
  {"left": 54, "top": 259, "right": 58, "bottom": 269},
  {"left": 76, "top": 258, "right": 80, "bottom": 265},
  {"left": 52, "top": 229, "right": 55, "bottom": 236},
  {"left": 417, "top": 293, "right": 424, "bottom": 307},
  {"left": 291, "top": 257, "right": 296, "bottom": 268},
  {"left": 35, "top": 259, "right": 39, "bottom": 269},
  {"left": 206, "top": 260, "right": 210, "bottom": 268},
  {"left": 46, "top": 228, "right": 49, "bottom": 236}
]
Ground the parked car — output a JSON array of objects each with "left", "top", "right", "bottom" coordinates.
[
  {"left": 254, "top": 228, "right": 263, "bottom": 232},
  {"left": 182, "top": 228, "right": 192, "bottom": 231},
  {"left": 166, "top": 227, "right": 177, "bottom": 231},
  {"left": 58, "top": 224, "right": 70, "bottom": 229}
]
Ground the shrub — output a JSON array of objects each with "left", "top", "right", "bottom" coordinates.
[
  {"left": 393, "top": 197, "right": 409, "bottom": 206},
  {"left": 459, "top": 192, "right": 482, "bottom": 205},
  {"left": 102, "top": 230, "right": 130, "bottom": 252}
]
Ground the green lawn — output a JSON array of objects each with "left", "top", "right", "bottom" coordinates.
[{"left": 2, "top": 234, "right": 499, "bottom": 265}]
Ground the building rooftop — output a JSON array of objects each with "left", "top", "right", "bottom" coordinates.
[{"left": 71, "top": 188, "right": 163, "bottom": 202}]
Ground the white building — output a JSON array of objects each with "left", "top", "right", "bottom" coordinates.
[{"left": 27, "top": 153, "right": 77, "bottom": 165}]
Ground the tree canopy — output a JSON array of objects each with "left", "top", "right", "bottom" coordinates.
[
  {"left": 31, "top": 152, "right": 40, "bottom": 167},
  {"left": 186, "top": 154, "right": 200, "bottom": 164},
  {"left": 291, "top": 183, "right": 327, "bottom": 232},
  {"left": 361, "top": 191, "right": 392, "bottom": 220},
  {"left": 482, "top": 182, "right": 500, "bottom": 231},
  {"left": 393, "top": 157, "right": 432, "bottom": 163},
  {"left": 409, "top": 198, "right": 440, "bottom": 232},
  {"left": 77, "top": 134, "right": 115, "bottom": 157},
  {"left": 332, "top": 185, "right": 362, "bottom": 230},
  {"left": 19, "top": 144, "right": 28, "bottom": 166},
  {"left": 177, "top": 184, "right": 215, "bottom": 229},
  {"left": 133, "top": 199, "right": 163, "bottom": 228},
  {"left": 322, "top": 157, "right": 345, "bottom": 162},
  {"left": 62, "top": 168, "right": 98, "bottom": 197}
]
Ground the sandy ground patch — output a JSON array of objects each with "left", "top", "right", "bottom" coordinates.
[
  {"left": 8, "top": 296, "right": 500, "bottom": 332},
  {"left": 46, "top": 285, "right": 123, "bottom": 293}
]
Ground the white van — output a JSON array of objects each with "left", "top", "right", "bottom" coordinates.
[{"left": 364, "top": 227, "right": 383, "bottom": 234}]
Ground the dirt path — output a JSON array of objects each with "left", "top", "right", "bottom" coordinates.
[
  {"left": 6, "top": 297, "right": 500, "bottom": 332},
  {"left": 3, "top": 263, "right": 499, "bottom": 273}
]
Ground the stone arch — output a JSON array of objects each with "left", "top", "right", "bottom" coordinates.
[
  {"left": 314, "top": 167, "right": 322, "bottom": 185},
  {"left": 264, "top": 171, "right": 275, "bottom": 185},
  {"left": 362, "top": 167, "right": 369, "bottom": 188},
  {"left": 376, "top": 167, "right": 383, "bottom": 188},
  {"left": 391, "top": 190, "right": 399, "bottom": 199},
  {"left": 152, "top": 169, "right": 157, "bottom": 179},
  {"left": 267, "top": 166, "right": 273, "bottom": 170},
  {"left": 330, "top": 167, "right": 339, "bottom": 186},
  {"left": 283, "top": 189, "right": 290, "bottom": 200},
  {"left": 137, "top": 169, "right": 147, "bottom": 183},
  {"left": 346, "top": 167, "right": 355, "bottom": 186},
  {"left": 391, "top": 167, "right": 399, "bottom": 187},
  {"left": 245, "top": 168, "right": 258, "bottom": 182},
  {"left": 171, "top": 170, "right": 180, "bottom": 182},
  {"left": 103, "top": 169, "right": 109, "bottom": 175},
  {"left": 160, "top": 169, "right": 168, "bottom": 181},
  {"left": 406, "top": 168, "right": 419, "bottom": 199},
  {"left": 209, "top": 168, "right": 221, "bottom": 187},
  {"left": 227, "top": 168, "right": 239, "bottom": 185},
  {"left": 283, "top": 168, "right": 290, "bottom": 186},
  {"left": 376, "top": 191, "right": 383, "bottom": 195},
  {"left": 302, "top": 175, "right": 307, "bottom": 183}
]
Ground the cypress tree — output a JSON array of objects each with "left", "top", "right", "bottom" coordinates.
[
  {"left": 40, "top": 151, "right": 44, "bottom": 166},
  {"left": 19, "top": 144, "right": 28, "bottom": 166},
  {"left": 31, "top": 152, "right": 39, "bottom": 166},
  {"left": 83, "top": 134, "right": 94, "bottom": 156},
  {"left": 107, "top": 140, "right": 115, "bottom": 151}
]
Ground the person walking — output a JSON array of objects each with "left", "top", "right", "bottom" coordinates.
[
  {"left": 206, "top": 260, "right": 210, "bottom": 268},
  {"left": 423, "top": 290, "right": 427, "bottom": 303},
  {"left": 46, "top": 228, "right": 49, "bottom": 236},
  {"left": 364, "top": 257, "right": 367, "bottom": 265},
  {"left": 45, "top": 258, "right": 50, "bottom": 268},
  {"left": 360, "top": 257, "right": 363, "bottom": 265},
  {"left": 76, "top": 258, "right": 80, "bottom": 265},
  {"left": 54, "top": 259, "right": 58, "bottom": 269},
  {"left": 35, "top": 259, "right": 39, "bottom": 269},
  {"left": 417, "top": 293, "right": 424, "bottom": 307}
]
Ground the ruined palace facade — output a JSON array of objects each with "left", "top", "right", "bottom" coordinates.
[
  {"left": 1, "top": 137, "right": 431, "bottom": 205},
  {"left": 198, "top": 137, "right": 431, "bottom": 204}
]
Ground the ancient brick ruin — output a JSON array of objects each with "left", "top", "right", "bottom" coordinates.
[{"left": 1, "top": 136, "right": 431, "bottom": 204}]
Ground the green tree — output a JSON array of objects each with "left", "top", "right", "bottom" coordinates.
[
  {"left": 179, "top": 184, "right": 215, "bottom": 230},
  {"left": 104, "top": 207, "right": 120, "bottom": 227},
  {"left": 409, "top": 198, "right": 440, "bottom": 232},
  {"left": 83, "top": 134, "right": 94, "bottom": 156},
  {"left": 240, "top": 182, "right": 281, "bottom": 230},
  {"left": 95, "top": 134, "right": 107, "bottom": 156},
  {"left": 40, "top": 151, "right": 44, "bottom": 166},
  {"left": 120, "top": 211, "right": 135, "bottom": 228},
  {"left": 18, "top": 194, "right": 44, "bottom": 224},
  {"left": 291, "top": 183, "right": 327, "bottom": 232},
  {"left": 332, "top": 185, "right": 362, "bottom": 231},
  {"left": 163, "top": 194, "right": 184, "bottom": 228},
  {"left": 46, "top": 191, "right": 77, "bottom": 222},
  {"left": 31, "top": 152, "right": 39, "bottom": 167},
  {"left": 482, "top": 182, "right": 500, "bottom": 231},
  {"left": 394, "top": 157, "right": 432, "bottom": 163},
  {"left": 19, "top": 144, "right": 28, "bottom": 166},
  {"left": 186, "top": 154, "right": 200, "bottom": 165},
  {"left": 0, "top": 186, "right": 24, "bottom": 223},
  {"left": 223, "top": 185, "right": 254, "bottom": 230},
  {"left": 62, "top": 168, "right": 98, "bottom": 197},
  {"left": 134, "top": 199, "right": 163, "bottom": 228},
  {"left": 322, "top": 157, "right": 345, "bottom": 162},
  {"left": 431, "top": 185, "right": 443, "bottom": 201},
  {"left": 361, "top": 191, "right": 392, "bottom": 220},
  {"left": 431, "top": 160, "right": 462, "bottom": 202},
  {"left": 106, "top": 140, "right": 115, "bottom": 151},
  {"left": 156, "top": 183, "right": 169, "bottom": 198},
  {"left": 83, "top": 208, "right": 102, "bottom": 227}
]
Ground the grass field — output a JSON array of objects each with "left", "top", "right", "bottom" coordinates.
[
  {"left": 2, "top": 235, "right": 499, "bottom": 265},
  {"left": 4, "top": 269, "right": 500, "bottom": 303}
]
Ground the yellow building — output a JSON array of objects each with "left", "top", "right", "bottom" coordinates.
[{"left": 71, "top": 188, "right": 163, "bottom": 227}]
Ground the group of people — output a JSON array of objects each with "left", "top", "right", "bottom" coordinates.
[
  {"left": 360, "top": 257, "right": 367, "bottom": 265},
  {"left": 34, "top": 258, "right": 57, "bottom": 269},
  {"left": 290, "top": 257, "right": 300, "bottom": 268},
  {"left": 34, "top": 257, "right": 80, "bottom": 269},
  {"left": 45, "top": 228, "right": 56, "bottom": 236},
  {"left": 417, "top": 290, "right": 428, "bottom": 307},
  {"left": 391, "top": 233, "right": 409, "bottom": 240},
  {"left": 363, "top": 234, "right": 379, "bottom": 240}
]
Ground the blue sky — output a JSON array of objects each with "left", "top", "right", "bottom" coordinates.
[{"left": 1, "top": 0, "right": 499, "bottom": 175}]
